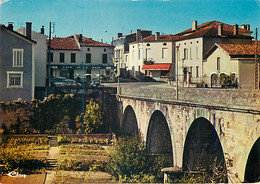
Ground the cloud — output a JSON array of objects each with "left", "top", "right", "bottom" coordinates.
[{"left": 0, "top": 0, "right": 10, "bottom": 4}]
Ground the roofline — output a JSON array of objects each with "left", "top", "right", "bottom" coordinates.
[{"left": 1, "top": 25, "right": 37, "bottom": 44}]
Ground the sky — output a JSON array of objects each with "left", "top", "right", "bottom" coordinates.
[{"left": 0, "top": 0, "right": 260, "bottom": 43}]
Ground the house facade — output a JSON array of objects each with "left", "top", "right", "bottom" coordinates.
[
  {"left": 174, "top": 20, "right": 252, "bottom": 87},
  {"left": 203, "top": 42, "right": 260, "bottom": 89},
  {"left": 128, "top": 33, "right": 179, "bottom": 81},
  {"left": 0, "top": 23, "right": 36, "bottom": 102},
  {"left": 112, "top": 29, "right": 152, "bottom": 77},
  {"left": 49, "top": 34, "right": 114, "bottom": 81},
  {"left": 17, "top": 26, "right": 48, "bottom": 98}
]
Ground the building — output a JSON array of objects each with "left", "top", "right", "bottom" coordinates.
[
  {"left": 17, "top": 26, "right": 48, "bottom": 98},
  {"left": 128, "top": 33, "right": 181, "bottom": 81},
  {"left": 0, "top": 23, "right": 36, "bottom": 102},
  {"left": 174, "top": 20, "right": 252, "bottom": 87},
  {"left": 112, "top": 29, "right": 152, "bottom": 77},
  {"left": 48, "top": 34, "right": 114, "bottom": 82},
  {"left": 203, "top": 41, "right": 260, "bottom": 89}
]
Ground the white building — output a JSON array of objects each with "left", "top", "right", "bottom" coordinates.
[
  {"left": 174, "top": 20, "right": 252, "bottom": 87},
  {"left": 112, "top": 29, "right": 152, "bottom": 77},
  {"left": 128, "top": 33, "right": 179, "bottom": 81},
  {"left": 17, "top": 26, "right": 48, "bottom": 98},
  {"left": 48, "top": 34, "right": 114, "bottom": 81}
]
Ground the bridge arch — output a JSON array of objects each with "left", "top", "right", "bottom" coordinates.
[
  {"left": 183, "top": 117, "right": 227, "bottom": 182},
  {"left": 244, "top": 137, "right": 260, "bottom": 183},
  {"left": 121, "top": 105, "right": 138, "bottom": 135},
  {"left": 146, "top": 110, "right": 173, "bottom": 166}
]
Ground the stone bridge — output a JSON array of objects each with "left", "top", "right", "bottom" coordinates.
[{"left": 116, "top": 86, "right": 260, "bottom": 183}]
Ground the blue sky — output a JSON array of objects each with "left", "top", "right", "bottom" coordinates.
[{"left": 1, "top": 0, "right": 260, "bottom": 43}]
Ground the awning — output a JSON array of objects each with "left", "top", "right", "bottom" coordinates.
[{"left": 142, "top": 63, "right": 171, "bottom": 71}]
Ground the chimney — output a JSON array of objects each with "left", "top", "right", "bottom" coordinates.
[
  {"left": 233, "top": 24, "right": 238, "bottom": 36},
  {"left": 136, "top": 29, "right": 141, "bottom": 41},
  {"left": 241, "top": 24, "right": 246, "bottom": 29},
  {"left": 40, "top": 26, "right": 44, "bottom": 34},
  {"left": 117, "top": 33, "right": 122, "bottom": 38},
  {"left": 79, "top": 34, "right": 83, "bottom": 43},
  {"left": 8, "top": 22, "right": 14, "bottom": 30},
  {"left": 192, "top": 20, "right": 197, "bottom": 31},
  {"left": 218, "top": 23, "right": 223, "bottom": 36},
  {"left": 155, "top": 32, "right": 160, "bottom": 40},
  {"left": 246, "top": 24, "right": 250, "bottom": 31},
  {"left": 26, "top": 22, "right": 32, "bottom": 39}
]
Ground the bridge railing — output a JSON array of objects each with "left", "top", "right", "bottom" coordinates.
[{"left": 120, "top": 86, "right": 260, "bottom": 111}]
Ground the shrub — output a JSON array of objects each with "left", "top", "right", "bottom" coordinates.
[
  {"left": 76, "top": 101, "right": 104, "bottom": 134},
  {"left": 107, "top": 134, "right": 168, "bottom": 183}
]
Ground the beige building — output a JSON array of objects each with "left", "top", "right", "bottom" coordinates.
[
  {"left": 203, "top": 42, "right": 260, "bottom": 89},
  {"left": 48, "top": 34, "right": 114, "bottom": 81},
  {"left": 174, "top": 20, "right": 252, "bottom": 87}
]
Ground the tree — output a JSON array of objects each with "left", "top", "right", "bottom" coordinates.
[{"left": 76, "top": 101, "right": 104, "bottom": 134}]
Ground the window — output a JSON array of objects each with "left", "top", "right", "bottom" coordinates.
[
  {"left": 7, "top": 71, "right": 23, "bottom": 88},
  {"left": 86, "top": 53, "right": 91, "bottom": 63},
  {"left": 146, "top": 43, "right": 150, "bottom": 46},
  {"left": 71, "top": 53, "right": 76, "bottom": 63},
  {"left": 162, "top": 48, "right": 167, "bottom": 59},
  {"left": 146, "top": 49, "right": 151, "bottom": 60},
  {"left": 47, "top": 52, "right": 53, "bottom": 62},
  {"left": 184, "top": 48, "right": 188, "bottom": 60},
  {"left": 125, "top": 55, "right": 128, "bottom": 62},
  {"left": 104, "top": 48, "right": 106, "bottom": 52},
  {"left": 87, "top": 48, "right": 90, "bottom": 51},
  {"left": 13, "top": 49, "right": 23, "bottom": 67},
  {"left": 161, "top": 71, "right": 168, "bottom": 78},
  {"left": 190, "top": 48, "right": 192, "bottom": 60},
  {"left": 190, "top": 67, "right": 192, "bottom": 77},
  {"left": 138, "top": 49, "right": 141, "bottom": 59},
  {"left": 163, "top": 43, "right": 167, "bottom": 46},
  {"left": 196, "top": 46, "right": 199, "bottom": 59},
  {"left": 102, "top": 54, "right": 107, "bottom": 64},
  {"left": 60, "top": 53, "right": 65, "bottom": 63},
  {"left": 196, "top": 66, "right": 199, "bottom": 78},
  {"left": 217, "top": 57, "right": 220, "bottom": 70}
]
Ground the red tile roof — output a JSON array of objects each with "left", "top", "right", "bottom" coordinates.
[
  {"left": 141, "top": 34, "right": 183, "bottom": 42},
  {"left": 176, "top": 21, "right": 252, "bottom": 40},
  {"left": 142, "top": 63, "right": 171, "bottom": 70},
  {"left": 218, "top": 41, "right": 260, "bottom": 56},
  {"left": 74, "top": 34, "right": 113, "bottom": 47},
  {"left": 48, "top": 35, "right": 113, "bottom": 50},
  {"left": 47, "top": 37, "right": 79, "bottom": 50}
]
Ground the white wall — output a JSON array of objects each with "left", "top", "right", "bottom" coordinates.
[{"left": 175, "top": 37, "right": 203, "bottom": 85}]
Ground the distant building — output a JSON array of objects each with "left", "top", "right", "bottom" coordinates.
[
  {"left": 0, "top": 23, "right": 36, "bottom": 102},
  {"left": 17, "top": 26, "right": 48, "bottom": 98},
  {"left": 112, "top": 29, "right": 152, "bottom": 77},
  {"left": 174, "top": 20, "right": 252, "bottom": 87},
  {"left": 203, "top": 42, "right": 260, "bottom": 89},
  {"left": 48, "top": 34, "right": 114, "bottom": 82},
  {"left": 128, "top": 33, "right": 181, "bottom": 81}
]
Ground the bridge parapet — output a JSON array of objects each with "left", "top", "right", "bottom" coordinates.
[{"left": 120, "top": 86, "right": 260, "bottom": 111}]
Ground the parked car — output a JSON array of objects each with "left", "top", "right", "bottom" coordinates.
[
  {"left": 90, "top": 79, "right": 101, "bottom": 87},
  {"left": 64, "top": 79, "right": 81, "bottom": 87}
]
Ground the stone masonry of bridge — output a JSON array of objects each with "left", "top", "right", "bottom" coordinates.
[{"left": 117, "top": 85, "right": 260, "bottom": 183}]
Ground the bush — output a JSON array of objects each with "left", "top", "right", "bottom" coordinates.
[
  {"left": 76, "top": 101, "right": 104, "bottom": 134},
  {"left": 107, "top": 134, "right": 168, "bottom": 183}
]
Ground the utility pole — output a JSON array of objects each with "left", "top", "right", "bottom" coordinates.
[
  {"left": 255, "top": 28, "right": 259, "bottom": 90},
  {"left": 47, "top": 22, "right": 52, "bottom": 88}
]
